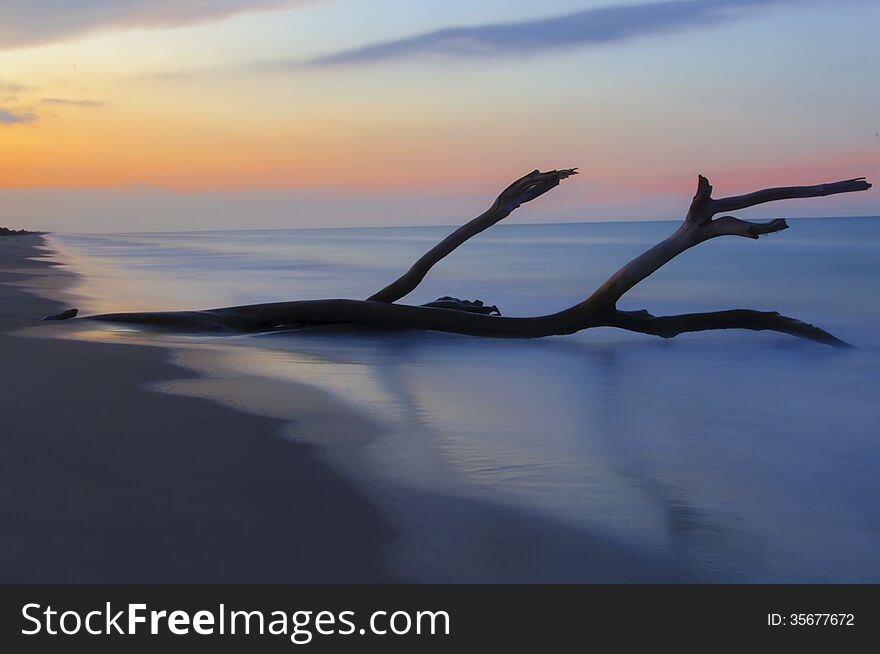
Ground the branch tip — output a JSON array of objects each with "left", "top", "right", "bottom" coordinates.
[
  {"left": 709, "top": 216, "right": 789, "bottom": 239},
  {"left": 695, "top": 174, "right": 712, "bottom": 200}
]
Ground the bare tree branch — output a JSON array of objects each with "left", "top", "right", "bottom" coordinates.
[
  {"left": 608, "top": 308, "right": 852, "bottom": 349},
  {"left": 85, "top": 300, "right": 852, "bottom": 349},
  {"left": 711, "top": 178, "right": 871, "bottom": 214},
  {"left": 584, "top": 174, "right": 872, "bottom": 308},
  {"left": 706, "top": 216, "right": 789, "bottom": 239},
  {"left": 64, "top": 169, "right": 871, "bottom": 349},
  {"left": 685, "top": 174, "right": 714, "bottom": 225},
  {"left": 581, "top": 223, "right": 700, "bottom": 309},
  {"left": 367, "top": 168, "right": 577, "bottom": 303},
  {"left": 86, "top": 299, "right": 595, "bottom": 338}
]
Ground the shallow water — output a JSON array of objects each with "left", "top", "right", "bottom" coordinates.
[{"left": 50, "top": 218, "right": 880, "bottom": 581}]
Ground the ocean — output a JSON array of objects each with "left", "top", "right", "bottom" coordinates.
[{"left": 48, "top": 217, "right": 880, "bottom": 582}]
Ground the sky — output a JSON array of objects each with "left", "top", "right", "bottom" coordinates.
[{"left": 0, "top": 0, "right": 877, "bottom": 232}]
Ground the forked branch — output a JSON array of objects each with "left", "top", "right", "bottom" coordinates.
[
  {"left": 64, "top": 169, "right": 871, "bottom": 348},
  {"left": 584, "top": 174, "right": 872, "bottom": 308}
]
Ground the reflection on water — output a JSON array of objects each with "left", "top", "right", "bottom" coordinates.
[
  {"left": 215, "top": 330, "right": 875, "bottom": 582},
  {"left": 47, "top": 218, "right": 880, "bottom": 581}
]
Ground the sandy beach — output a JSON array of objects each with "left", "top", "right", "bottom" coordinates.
[
  {"left": 0, "top": 234, "right": 397, "bottom": 582},
  {"left": 6, "top": 228, "right": 878, "bottom": 583},
  {"left": 2, "top": 234, "right": 700, "bottom": 584}
]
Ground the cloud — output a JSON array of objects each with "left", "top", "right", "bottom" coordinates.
[
  {"left": 0, "top": 108, "right": 38, "bottom": 124},
  {"left": 0, "top": 80, "right": 31, "bottom": 93},
  {"left": 0, "top": 1, "right": 315, "bottom": 49},
  {"left": 131, "top": 72, "right": 192, "bottom": 83},
  {"left": 40, "top": 97, "right": 105, "bottom": 107},
  {"left": 306, "top": 0, "right": 803, "bottom": 66}
]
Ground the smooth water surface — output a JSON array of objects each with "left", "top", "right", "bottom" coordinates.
[{"left": 51, "top": 218, "right": 880, "bottom": 581}]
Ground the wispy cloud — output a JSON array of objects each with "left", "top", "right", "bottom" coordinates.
[
  {"left": 0, "top": 108, "right": 38, "bottom": 124},
  {"left": 130, "top": 71, "right": 192, "bottom": 83},
  {"left": 304, "top": 0, "right": 803, "bottom": 66},
  {"left": 0, "top": 0, "right": 318, "bottom": 49},
  {"left": 40, "top": 97, "right": 105, "bottom": 107},
  {"left": 0, "top": 80, "right": 31, "bottom": 93}
]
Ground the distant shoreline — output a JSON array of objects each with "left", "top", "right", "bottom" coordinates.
[
  {"left": 0, "top": 227, "right": 43, "bottom": 236},
  {"left": 32, "top": 213, "right": 880, "bottom": 237}
]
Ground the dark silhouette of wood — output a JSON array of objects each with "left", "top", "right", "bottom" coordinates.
[
  {"left": 608, "top": 309, "right": 851, "bottom": 349},
  {"left": 69, "top": 171, "right": 870, "bottom": 348},
  {"left": 42, "top": 308, "right": 78, "bottom": 321},
  {"left": 421, "top": 297, "right": 501, "bottom": 315},
  {"left": 581, "top": 176, "right": 870, "bottom": 309},
  {"left": 368, "top": 168, "right": 577, "bottom": 303}
]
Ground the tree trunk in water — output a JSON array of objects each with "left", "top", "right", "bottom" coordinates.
[{"left": 77, "top": 172, "right": 870, "bottom": 348}]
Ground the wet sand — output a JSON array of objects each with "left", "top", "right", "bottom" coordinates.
[
  {"left": 2, "top": 234, "right": 691, "bottom": 583},
  {"left": 0, "top": 234, "right": 397, "bottom": 582}
]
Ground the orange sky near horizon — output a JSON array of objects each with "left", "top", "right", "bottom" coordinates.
[{"left": 0, "top": 0, "right": 877, "bottom": 230}]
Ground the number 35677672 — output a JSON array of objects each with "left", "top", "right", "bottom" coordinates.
[{"left": 768, "top": 613, "right": 854, "bottom": 626}]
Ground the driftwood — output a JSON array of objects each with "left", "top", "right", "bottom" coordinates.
[
  {"left": 70, "top": 170, "right": 870, "bottom": 347},
  {"left": 43, "top": 308, "right": 78, "bottom": 321}
]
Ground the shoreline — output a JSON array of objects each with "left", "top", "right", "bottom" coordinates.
[
  {"left": 10, "top": 233, "right": 697, "bottom": 583},
  {"left": 0, "top": 234, "right": 399, "bottom": 582}
]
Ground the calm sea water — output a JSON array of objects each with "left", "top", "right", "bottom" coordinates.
[{"left": 50, "top": 218, "right": 880, "bottom": 582}]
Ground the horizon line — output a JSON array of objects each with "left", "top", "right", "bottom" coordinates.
[{"left": 43, "top": 214, "right": 880, "bottom": 237}]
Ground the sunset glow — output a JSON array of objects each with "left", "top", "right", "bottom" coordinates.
[{"left": 1, "top": 0, "right": 877, "bottom": 231}]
